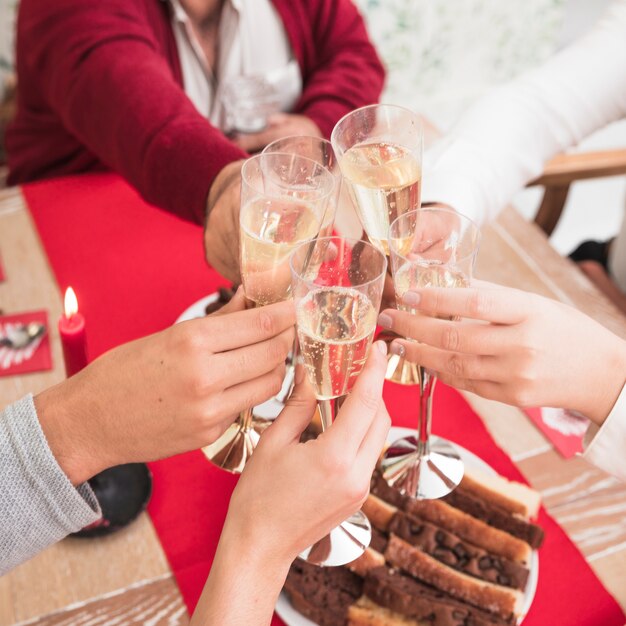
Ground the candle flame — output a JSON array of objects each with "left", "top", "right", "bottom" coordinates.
[{"left": 64, "top": 287, "right": 79, "bottom": 318}]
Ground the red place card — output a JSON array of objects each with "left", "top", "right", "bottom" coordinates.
[
  {"left": 524, "top": 407, "right": 588, "bottom": 458},
  {"left": 0, "top": 310, "right": 53, "bottom": 377},
  {"left": 0, "top": 250, "right": 5, "bottom": 282}
]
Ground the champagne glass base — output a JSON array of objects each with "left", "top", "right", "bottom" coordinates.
[
  {"left": 298, "top": 510, "right": 371, "bottom": 567},
  {"left": 202, "top": 416, "right": 273, "bottom": 474},
  {"left": 380, "top": 435, "right": 464, "bottom": 500}
]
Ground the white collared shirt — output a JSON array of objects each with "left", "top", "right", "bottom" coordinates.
[{"left": 169, "top": 0, "right": 302, "bottom": 128}]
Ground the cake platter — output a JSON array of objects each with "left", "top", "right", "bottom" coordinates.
[{"left": 275, "top": 426, "right": 539, "bottom": 626}]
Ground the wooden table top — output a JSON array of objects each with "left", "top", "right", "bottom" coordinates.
[{"left": 1, "top": 184, "right": 626, "bottom": 625}]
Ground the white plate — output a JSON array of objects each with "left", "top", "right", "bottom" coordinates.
[
  {"left": 175, "top": 293, "right": 294, "bottom": 419},
  {"left": 175, "top": 293, "right": 220, "bottom": 324},
  {"left": 275, "top": 426, "right": 539, "bottom": 626}
]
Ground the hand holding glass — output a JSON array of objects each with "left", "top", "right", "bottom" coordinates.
[
  {"left": 202, "top": 153, "right": 334, "bottom": 473},
  {"left": 290, "top": 236, "right": 386, "bottom": 566},
  {"left": 380, "top": 207, "right": 480, "bottom": 499}
]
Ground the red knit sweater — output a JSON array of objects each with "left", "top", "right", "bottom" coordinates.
[{"left": 6, "top": 0, "right": 385, "bottom": 223}]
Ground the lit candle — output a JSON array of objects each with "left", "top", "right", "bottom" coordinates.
[{"left": 58, "top": 287, "right": 88, "bottom": 377}]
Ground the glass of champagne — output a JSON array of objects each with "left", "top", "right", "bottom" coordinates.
[
  {"left": 380, "top": 207, "right": 481, "bottom": 499},
  {"left": 202, "top": 153, "right": 335, "bottom": 474},
  {"left": 263, "top": 136, "right": 342, "bottom": 238},
  {"left": 262, "top": 136, "right": 343, "bottom": 407},
  {"left": 331, "top": 104, "right": 423, "bottom": 385},
  {"left": 290, "top": 236, "right": 387, "bottom": 566}
]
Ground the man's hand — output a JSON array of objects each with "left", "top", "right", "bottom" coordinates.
[
  {"left": 205, "top": 159, "right": 245, "bottom": 282},
  {"left": 232, "top": 113, "right": 322, "bottom": 154},
  {"left": 34, "top": 293, "right": 296, "bottom": 484}
]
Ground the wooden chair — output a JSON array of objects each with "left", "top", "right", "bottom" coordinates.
[{"left": 528, "top": 148, "right": 626, "bottom": 235}]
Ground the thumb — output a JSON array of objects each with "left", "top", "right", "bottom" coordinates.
[
  {"left": 211, "top": 286, "right": 246, "bottom": 316},
  {"left": 262, "top": 365, "right": 317, "bottom": 446}
]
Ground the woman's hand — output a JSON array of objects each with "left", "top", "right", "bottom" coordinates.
[
  {"left": 378, "top": 282, "right": 626, "bottom": 425},
  {"left": 191, "top": 341, "right": 390, "bottom": 626},
  {"left": 35, "top": 290, "right": 295, "bottom": 483}
]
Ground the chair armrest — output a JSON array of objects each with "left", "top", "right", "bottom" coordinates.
[{"left": 528, "top": 149, "right": 626, "bottom": 187}]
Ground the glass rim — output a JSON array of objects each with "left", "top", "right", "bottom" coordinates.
[
  {"left": 289, "top": 235, "right": 388, "bottom": 289},
  {"left": 262, "top": 135, "right": 334, "bottom": 153},
  {"left": 388, "top": 207, "right": 482, "bottom": 265},
  {"left": 241, "top": 151, "right": 336, "bottom": 201},
  {"left": 331, "top": 102, "right": 424, "bottom": 145},
  {"left": 261, "top": 136, "right": 341, "bottom": 182}
]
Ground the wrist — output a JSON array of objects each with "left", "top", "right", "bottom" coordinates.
[
  {"left": 583, "top": 337, "right": 626, "bottom": 426},
  {"left": 192, "top": 512, "right": 291, "bottom": 625},
  {"left": 34, "top": 374, "right": 109, "bottom": 485},
  {"left": 220, "top": 507, "right": 293, "bottom": 576}
]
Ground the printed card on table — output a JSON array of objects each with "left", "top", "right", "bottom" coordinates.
[
  {"left": 0, "top": 250, "right": 5, "bottom": 282},
  {"left": 0, "top": 310, "right": 53, "bottom": 377},
  {"left": 523, "top": 407, "right": 588, "bottom": 458}
]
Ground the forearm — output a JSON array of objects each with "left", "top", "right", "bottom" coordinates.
[
  {"left": 422, "top": 1, "right": 626, "bottom": 225},
  {"left": 34, "top": 374, "right": 110, "bottom": 485},
  {"left": 191, "top": 520, "right": 290, "bottom": 626},
  {"left": 0, "top": 395, "right": 101, "bottom": 574}
]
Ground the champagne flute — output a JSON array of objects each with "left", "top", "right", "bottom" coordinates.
[
  {"left": 202, "top": 153, "right": 335, "bottom": 474},
  {"left": 262, "top": 136, "right": 343, "bottom": 407},
  {"left": 380, "top": 207, "right": 481, "bottom": 499},
  {"left": 331, "top": 104, "right": 423, "bottom": 385},
  {"left": 290, "top": 236, "right": 387, "bottom": 566}
]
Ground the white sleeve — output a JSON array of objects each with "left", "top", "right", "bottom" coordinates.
[
  {"left": 583, "top": 382, "right": 626, "bottom": 482},
  {"left": 421, "top": 0, "right": 626, "bottom": 225}
]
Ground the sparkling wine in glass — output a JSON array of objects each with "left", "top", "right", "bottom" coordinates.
[
  {"left": 380, "top": 207, "right": 481, "bottom": 499},
  {"left": 331, "top": 104, "right": 423, "bottom": 384},
  {"left": 291, "top": 236, "right": 387, "bottom": 566},
  {"left": 261, "top": 136, "right": 343, "bottom": 407},
  {"left": 202, "top": 153, "right": 335, "bottom": 474}
]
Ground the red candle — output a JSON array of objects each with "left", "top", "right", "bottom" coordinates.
[{"left": 58, "top": 287, "right": 88, "bottom": 377}]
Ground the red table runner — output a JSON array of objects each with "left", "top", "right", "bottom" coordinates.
[{"left": 23, "top": 173, "right": 625, "bottom": 625}]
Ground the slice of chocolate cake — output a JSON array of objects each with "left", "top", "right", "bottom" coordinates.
[
  {"left": 363, "top": 567, "right": 514, "bottom": 626},
  {"left": 443, "top": 488, "right": 544, "bottom": 549},
  {"left": 389, "top": 511, "right": 529, "bottom": 590},
  {"left": 284, "top": 560, "right": 363, "bottom": 626},
  {"left": 371, "top": 473, "right": 533, "bottom": 564},
  {"left": 385, "top": 535, "right": 523, "bottom": 621}
]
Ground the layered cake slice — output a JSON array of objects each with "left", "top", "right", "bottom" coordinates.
[
  {"left": 356, "top": 567, "right": 514, "bottom": 625},
  {"left": 284, "top": 560, "right": 363, "bottom": 626}
]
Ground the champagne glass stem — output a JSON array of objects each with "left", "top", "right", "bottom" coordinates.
[
  {"left": 240, "top": 407, "right": 254, "bottom": 431},
  {"left": 318, "top": 398, "right": 336, "bottom": 432},
  {"left": 417, "top": 367, "right": 436, "bottom": 456}
]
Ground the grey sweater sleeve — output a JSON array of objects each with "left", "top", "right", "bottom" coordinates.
[{"left": 0, "top": 395, "right": 101, "bottom": 574}]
